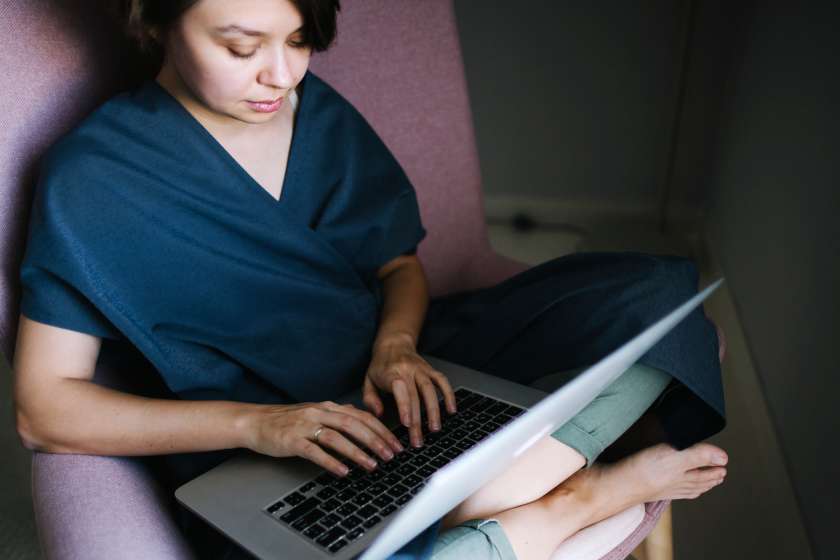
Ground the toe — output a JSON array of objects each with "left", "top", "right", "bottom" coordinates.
[
  {"left": 687, "top": 466, "right": 727, "bottom": 483},
  {"left": 682, "top": 443, "right": 728, "bottom": 469}
]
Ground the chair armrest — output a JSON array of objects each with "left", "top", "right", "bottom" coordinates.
[
  {"left": 465, "top": 245, "right": 531, "bottom": 291},
  {"left": 32, "top": 452, "right": 194, "bottom": 560}
]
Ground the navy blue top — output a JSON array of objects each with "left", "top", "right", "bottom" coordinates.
[{"left": 20, "top": 70, "right": 427, "bottom": 405}]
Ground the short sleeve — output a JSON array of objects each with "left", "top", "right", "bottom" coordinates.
[
  {"left": 19, "top": 265, "right": 122, "bottom": 340},
  {"left": 377, "top": 189, "right": 427, "bottom": 269}
]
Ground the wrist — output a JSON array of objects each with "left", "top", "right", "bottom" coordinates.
[
  {"left": 373, "top": 330, "right": 416, "bottom": 352},
  {"left": 233, "top": 402, "right": 265, "bottom": 451}
]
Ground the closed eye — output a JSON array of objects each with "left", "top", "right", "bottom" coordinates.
[{"left": 228, "top": 48, "right": 257, "bottom": 59}]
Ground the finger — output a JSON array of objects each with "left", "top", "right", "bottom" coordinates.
[
  {"left": 323, "top": 410, "right": 396, "bottom": 462},
  {"left": 342, "top": 406, "right": 404, "bottom": 454},
  {"left": 407, "top": 381, "right": 423, "bottom": 448},
  {"left": 295, "top": 439, "right": 350, "bottom": 477},
  {"left": 362, "top": 376, "right": 385, "bottom": 417},
  {"left": 417, "top": 375, "right": 441, "bottom": 431},
  {"left": 315, "top": 427, "right": 379, "bottom": 472},
  {"left": 391, "top": 378, "right": 412, "bottom": 428},
  {"left": 428, "top": 369, "right": 457, "bottom": 415}
]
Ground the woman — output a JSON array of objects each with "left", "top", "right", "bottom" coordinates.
[{"left": 13, "top": 1, "right": 729, "bottom": 558}]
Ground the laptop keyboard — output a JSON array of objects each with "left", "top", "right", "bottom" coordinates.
[{"left": 263, "top": 388, "right": 525, "bottom": 554}]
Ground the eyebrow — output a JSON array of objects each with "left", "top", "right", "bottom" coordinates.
[{"left": 214, "top": 24, "right": 303, "bottom": 37}]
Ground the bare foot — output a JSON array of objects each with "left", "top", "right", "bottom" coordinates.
[{"left": 550, "top": 442, "right": 728, "bottom": 527}]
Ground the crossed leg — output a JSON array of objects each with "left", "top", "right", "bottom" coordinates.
[
  {"left": 438, "top": 364, "right": 727, "bottom": 560},
  {"left": 439, "top": 435, "right": 728, "bottom": 560}
]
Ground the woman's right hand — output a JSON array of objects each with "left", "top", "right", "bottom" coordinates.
[{"left": 245, "top": 401, "right": 405, "bottom": 477}]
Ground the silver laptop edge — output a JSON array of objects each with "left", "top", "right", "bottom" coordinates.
[{"left": 359, "top": 278, "right": 724, "bottom": 560}]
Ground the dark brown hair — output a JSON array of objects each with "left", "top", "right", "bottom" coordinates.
[{"left": 122, "top": 0, "right": 341, "bottom": 52}]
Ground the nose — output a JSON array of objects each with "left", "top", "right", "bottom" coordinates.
[{"left": 257, "top": 45, "right": 295, "bottom": 91}]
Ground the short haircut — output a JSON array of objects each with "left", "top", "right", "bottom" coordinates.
[{"left": 121, "top": 0, "right": 341, "bottom": 52}]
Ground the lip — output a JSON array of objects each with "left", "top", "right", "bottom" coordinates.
[{"left": 246, "top": 96, "right": 284, "bottom": 113}]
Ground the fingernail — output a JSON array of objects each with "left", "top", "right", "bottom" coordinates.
[
  {"left": 340, "top": 466, "right": 349, "bottom": 476},
  {"left": 394, "top": 442, "right": 405, "bottom": 452},
  {"left": 383, "top": 450, "right": 394, "bottom": 460},
  {"left": 713, "top": 455, "right": 727, "bottom": 465},
  {"left": 432, "top": 422, "right": 441, "bottom": 431},
  {"left": 367, "top": 458, "right": 377, "bottom": 469}
]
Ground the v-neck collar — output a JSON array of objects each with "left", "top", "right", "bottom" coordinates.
[{"left": 146, "top": 71, "right": 313, "bottom": 209}]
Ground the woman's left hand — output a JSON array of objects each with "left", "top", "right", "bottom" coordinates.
[{"left": 363, "top": 335, "right": 457, "bottom": 448}]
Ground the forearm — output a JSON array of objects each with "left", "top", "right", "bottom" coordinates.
[
  {"left": 374, "top": 258, "right": 430, "bottom": 351},
  {"left": 20, "top": 378, "right": 260, "bottom": 456}
]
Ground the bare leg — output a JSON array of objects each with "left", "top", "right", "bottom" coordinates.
[
  {"left": 493, "top": 442, "right": 728, "bottom": 560},
  {"left": 443, "top": 437, "right": 586, "bottom": 528}
]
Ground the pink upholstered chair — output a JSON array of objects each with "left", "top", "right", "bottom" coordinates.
[{"left": 1, "top": 1, "right": 684, "bottom": 558}]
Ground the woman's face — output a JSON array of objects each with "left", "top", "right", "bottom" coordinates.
[{"left": 161, "top": 0, "right": 312, "bottom": 125}]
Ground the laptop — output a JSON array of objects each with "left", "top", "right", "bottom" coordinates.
[{"left": 176, "top": 278, "right": 724, "bottom": 559}]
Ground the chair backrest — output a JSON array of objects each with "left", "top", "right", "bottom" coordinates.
[
  {"left": 308, "top": 0, "right": 494, "bottom": 297},
  {"left": 0, "top": 0, "right": 494, "bottom": 364},
  {"left": 0, "top": 1, "right": 153, "bottom": 362}
]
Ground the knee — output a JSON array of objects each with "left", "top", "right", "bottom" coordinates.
[{"left": 645, "top": 256, "right": 700, "bottom": 300}]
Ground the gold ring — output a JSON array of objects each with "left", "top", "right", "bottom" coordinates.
[{"left": 312, "top": 426, "right": 325, "bottom": 443}]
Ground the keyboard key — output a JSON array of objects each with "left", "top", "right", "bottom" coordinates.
[
  {"left": 396, "top": 464, "right": 415, "bottom": 476},
  {"left": 347, "top": 468, "right": 366, "bottom": 481},
  {"left": 316, "top": 487, "right": 337, "bottom": 499},
  {"left": 266, "top": 500, "right": 284, "bottom": 514},
  {"left": 280, "top": 497, "right": 320, "bottom": 524},
  {"left": 386, "top": 484, "right": 410, "bottom": 498},
  {"left": 408, "top": 455, "right": 429, "bottom": 468},
  {"left": 418, "top": 466, "right": 435, "bottom": 478},
  {"left": 373, "top": 494, "right": 393, "bottom": 507},
  {"left": 303, "top": 523, "right": 325, "bottom": 539},
  {"left": 347, "top": 527, "right": 365, "bottom": 541},
  {"left": 321, "top": 513, "right": 341, "bottom": 528},
  {"left": 352, "top": 492, "right": 373, "bottom": 505},
  {"left": 430, "top": 457, "right": 448, "bottom": 469},
  {"left": 367, "top": 470, "right": 385, "bottom": 481},
  {"left": 487, "top": 403, "right": 508, "bottom": 416},
  {"left": 333, "top": 478, "right": 352, "bottom": 490},
  {"left": 368, "top": 483, "right": 387, "bottom": 495},
  {"left": 472, "top": 398, "right": 494, "bottom": 412},
  {"left": 322, "top": 498, "right": 341, "bottom": 512},
  {"left": 291, "top": 508, "right": 324, "bottom": 531},
  {"left": 396, "top": 494, "right": 412, "bottom": 505},
  {"left": 328, "top": 539, "right": 348, "bottom": 553},
  {"left": 358, "top": 505, "right": 378, "bottom": 519},
  {"left": 317, "top": 526, "right": 346, "bottom": 547},
  {"left": 380, "top": 504, "right": 397, "bottom": 516},
  {"left": 363, "top": 515, "right": 382, "bottom": 529},
  {"left": 403, "top": 474, "right": 422, "bottom": 487},
  {"left": 336, "top": 503, "right": 356, "bottom": 517},
  {"left": 341, "top": 515, "right": 363, "bottom": 530},
  {"left": 336, "top": 489, "right": 357, "bottom": 501},
  {"left": 352, "top": 478, "right": 373, "bottom": 491},
  {"left": 299, "top": 481, "right": 316, "bottom": 493},
  {"left": 283, "top": 492, "right": 305, "bottom": 506},
  {"left": 442, "top": 449, "right": 460, "bottom": 460},
  {"left": 410, "top": 483, "right": 424, "bottom": 495},
  {"left": 476, "top": 413, "right": 494, "bottom": 424}
]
